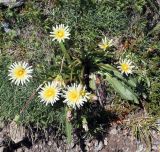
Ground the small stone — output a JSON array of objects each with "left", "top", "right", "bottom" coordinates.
[
  {"left": 75, "top": 145, "right": 80, "bottom": 152},
  {"left": 94, "top": 139, "right": 98, "bottom": 147},
  {"left": 156, "top": 119, "right": 160, "bottom": 125},
  {"left": 123, "top": 147, "right": 130, "bottom": 152},
  {"left": 0, "top": 147, "right": 5, "bottom": 152},
  {"left": 85, "top": 139, "right": 91, "bottom": 147},
  {"left": 104, "top": 137, "right": 108, "bottom": 146},
  {"left": 39, "top": 145, "right": 43, "bottom": 149},
  {"left": 0, "top": 122, "right": 5, "bottom": 130},
  {"left": 47, "top": 141, "right": 52, "bottom": 146},
  {"left": 0, "top": 0, "right": 24, "bottom": 8},
  {"left": 136, "top": 144, "right": 145, "bottom": 152},
  {"left": 152, "top": 130, "right": 156, "bottom": 135},
  {"left": 57, "top": 147, "right": 63, "bottom": 152},
  {"left": 94, "top": 141, "right": 104, "bottom": 152},
  {"left": 9, "top": 121, "right": 25, "bottom": 143},
  {"left": 152, "top": 144, "right": 158, "bottom": 151},
  {"left": 110, "top": 128, "right": 117, "bottom": 135},
  {"left": 0, "top": 138, "right": 3, "bottom": 147},
  {"left": 16, "top": 148, "right": 24, "bottom": 152},
  {"left": 153, "top": 140, "right": 160, "bottom": 145},
  {"left": 1, "top": 22, "right": 11, "bottom": 33},
  {"left": 85, "top": 145, "right": 90, "bottom": 151}
]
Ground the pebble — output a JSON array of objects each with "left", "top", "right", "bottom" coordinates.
[
  {"left": 0, "top": 147, "right": 5, "bottom": 152},
  {"left": 110, "top": 128, "right": 117, "bottom": 135},
  {"left": 0, "top": 122, "right": 5, "bottom": 130},
  {"left": 104, "top": 137, "right": 108, "bottom": 146},
  {"left": 136, "top": 144, "right": 145, "bottom": 152},
  {"left": 0, "top": 0, "right": 24, "bottom": 8},
  {"left": 9, "top": 122, "right": 25, "bottom": 143},
  {"left": 57, "top": 147, "right": 63, "bottom": 152},
  {"left": 1, "top": 22, "right": 11, "bottom": 33},
  {"left": 95, "top": 141, "right": 103, "bottom": 152},
  {"left": 152, "top": 144, "right": 158, "bottom": 151},
  {"left": 34, "top": 145, "right": 39, "bottom": 149},
  {"left": 47, "top": 141, "right": 52, "bottom": 146},
  {"left": 156, "top": 119, "right": 160, "bottom": 125}
]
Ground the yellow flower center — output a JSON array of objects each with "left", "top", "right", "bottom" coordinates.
[
  {"left": 68, "top": 90, "right": 80, "bottom": 102},
  {"left": 15, "top": 68, "right": 26, "bottom": 78},
  {"left": 56, "top": 30, "right": 65, "bottom": 38},
  {"left": 44, "top": 88, "right": 56, "bottom": 99},
  {"left": 121, "top": 63, "right": 129, "bottom": 72},
  {"left": 100, "top": 43, "right": 109, "bottom": 50},
  {"left": 103, "top": 44, "right": 108, "bottom": 48}
]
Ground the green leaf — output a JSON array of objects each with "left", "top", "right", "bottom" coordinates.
[
  {"left": 13, "top": 114, "right": 20, "bottom": 122},
  {"left": 148, "top": 23, "right": 160, "bottom": 35},
  {"left": 145, "top": 76, "right": 150, "bottom": 88},
  {"left": 127, "top": 77, "right": 137, "bottom": 88},
  {"left": 89, "top": 79, "right": 96, "bottom": 90},
  {"left": 104, "top": 73, "right": 139, "bottom": 104},
  {"left": 66, "top": 120, "right": 72, "bottom": 144},
  {"left": 100, "top": 64, "right": 137, "bottom": 88},
  {"left": 59, "top": 42, "right": 71, "bottom": 63}
]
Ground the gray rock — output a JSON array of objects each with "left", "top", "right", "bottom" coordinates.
[
  {"left": 16, "top": 148, "right": 24, "bottom": 152},
  {"left": 1, "top": 21, "right": 20, "bottom": 37},
  {"left": 94, "top": 140, "right": 104, "bottom": 152},
  {"left": 9, "top": 121, "right": 25, "bottom": 143},
  {"left": 152, "top": 144, "right": 158, "bottom": 151},
  {"left": 1, "top": 22, "right": 11, "bottom": 33},
  {"left": 156, "top": 119, "right": 160, "bottom": 126},
  {"left": 0, "top": 122, "right": 5, "bottom": 130},
  {"left": 110, "top": 128, "right": 117, "bottom": 135},
  {"left": 104, "top": 137, "right": 108, "bottom": 146},
  {"left": 57, "top": 147, "right": 63, "bottom": 152},
  {"left": 0, "top": 136, "right": 3, "bottom": 147},
  {"left": 0, "top": 0, "right": 24, "bottom": 8},
  {"left": 0, "top": 146, "right": 5, "bottom": 152},
  {"left": 153, "top": 140, "right": 160, "bottom": 145},
  {"left": 34, "top": 145, "right": 39, "bottom": 149},
  {"left": 47, "top": 141, "right": 52, "bottom": 146},
  {"left": 123, "top": 147, "right": 130, "bottom": 152},
  {"left": 136, "top": 144, "right": 146, "bottom": 152}
]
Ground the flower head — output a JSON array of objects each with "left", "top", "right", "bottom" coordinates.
[
  {"left": 99, "top": 37, "right": 113, "bottom": 50},
  {"left": 63, "top": 83, "right": 90, "bottom": 109},
  {"left": 53, "top": 75, "right": 66, "bottom": 88},
  {"left": 50, "top": 24, "right": 70, "bottom": 43},
  {"left": 117, "top": 59, "right": 135, "bottom": 75},
  {"left": 38, "top": 82, "right": 61, "bottom": 105},
  {"left": 8, "top": 61, "right": 33, "bottom": 86}
]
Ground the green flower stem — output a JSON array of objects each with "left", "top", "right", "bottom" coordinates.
[
  {"left": 60, "top": 55, "right": 65, "bottom": 74},
  {"left": 59, "top": 42, "right": 71, "bottom": 63},
  {"left": 20, "top": 81, "right": 46, "bottom": 114},
  {"left": 80, "top": 66, "right": 84, "bottom": 84},
  {"left": 65, "top": 106, "right": 73, "bottom": 144}
]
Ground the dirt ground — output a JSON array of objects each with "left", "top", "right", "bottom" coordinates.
[{"left": 0, "top": 121, "right": 160, "bottom": 152}]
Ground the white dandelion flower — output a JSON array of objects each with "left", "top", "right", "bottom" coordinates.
[
  {"left": 117, "top": 59, "right": 135, "bottom": 76},
  {"left": 38, "top": 82, "right": 61, "bottom": 105},
  {"left": 63, "top": 83, "right": 90, "bottom": 109},
  {"left": 8, "top": 61, "right": 33, "bottom": 86},
  {"left": 98, "top": 37, "right": 113, "bottom": 50},
  {"left": 50, "top": 24, "right": 70, "bottom": 43}
]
